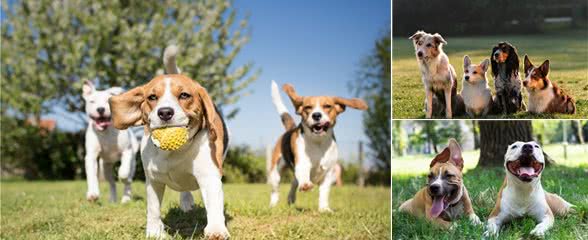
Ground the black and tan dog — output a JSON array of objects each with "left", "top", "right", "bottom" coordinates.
[
  {"left": 490, "top": 42, "right": 526, "bottom": 114},
  {"left": 399, "top": 139, "right": 481, "bottom": 228}
]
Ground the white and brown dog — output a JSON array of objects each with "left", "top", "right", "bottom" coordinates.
[
  {"left": 409, "top": 30, "right": 464, "bottom": 119},
  {"left": 523, "top": 55, "right": 576, "bottom": 114},
  {"left": 399, "top": 139, "right": 481, "bottom": 229},
  {"left": 267, "top": 81, "right": 367, "bottom": 212},
  {"left": 82, "top": 80, "right": 139, "bottom": 203},
  {"left": 460, "top": 55, "right": 492, "bottom": 118},
  {"left": 109, "top": 45, "right": 230, "bottom": 239},
  {"left": 485, "top": 141, "right": 574, "bottom": 237}
]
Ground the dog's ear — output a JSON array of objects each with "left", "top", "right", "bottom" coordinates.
[
  {"left": 480, "top": 59, "right": 490, "bottom": 72},
  {"left": 197, "top": 86, "right": 224, "bottom": 173},
  {"left": 333, "top": 97, "right": 368, "bottom": 113},
  {"left": 82, "top": 79, "right": 95, "bottom": 99},
  {"left": 524, "top": 55, "right": 533, "bottom": 73},
  {"left": 446, "top": 138, "right": 464, "bottom": 170},
  {"left": 432, "top": 33, "right": 447, "bottom": 45},
  {"left": 409, "top": 30, "right": 425, "bottom": 41},
  {"left": 109, "top": 86, "right": 145, "bottom": 129},
  {"left": 430, "top": 147, "right": 450, "bottom": 168},
  {"left": 283, "top": 84, "right": 304, "bottom": 114},
  {"left": 538, "top": 60, "right": 550, "bottom": 76},
  {"left": 463, "top": 55, "right": 471, "bottom": 69},
  {"left": 107, "top": 87, "right": 125, "bottom": 96}
]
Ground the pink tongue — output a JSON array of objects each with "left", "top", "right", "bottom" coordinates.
[
  {"left": 518, "top": 167, "right": 535, "bottom": 176},
  {"left": 430, "top": 196, "right": 446, "bottom": 218}
]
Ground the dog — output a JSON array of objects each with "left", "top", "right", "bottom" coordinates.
[
  {"left": 82, "top": 80, "right": 139, "bottom": 203},
  {"left": 490, "top": 42, "right": 525, "bottom": 114},
  {"left": 109, "top": 45, "right": 230, "bottom": 239},
  {"left": 399, "top": 139, "right": 481, "bottom": 229},
  {"left": 409, "top": 30, "right": 464, "bottom": 118},
  {"left": 523, "top": 55, "right": 576, "bottom": 114},
  {"left": 460, "top": 55, "right": 492, "bottom": 117},
  {"left": 267, "top": 80, "right": 367, "bottom": 212},
  {"left": 484, "top": 141, "right": 574, "bottom": 237}
]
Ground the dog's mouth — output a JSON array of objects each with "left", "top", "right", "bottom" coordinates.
[
  {"left": 428, "top": 184, "right": 459, "bottom": 218},
  {"left": 507, "top": 155, "right": 544, "bottom": 182},
  {"left": 91, "top": 116, "right": 112, "bottom": 131},
  {"left": 310, "top": 122, "right": 330, "bottom": 135}
]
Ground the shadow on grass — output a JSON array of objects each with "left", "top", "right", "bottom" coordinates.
[{"left": 163, "top": 204, "right": 233, "bottom": 239}]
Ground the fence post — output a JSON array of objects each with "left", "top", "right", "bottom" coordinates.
[
  {"left": 563, "top": 121, "right": 568, "bottom": 160},
  {"left": 357, "top": 141, "right": 365, "bottom": 187}
]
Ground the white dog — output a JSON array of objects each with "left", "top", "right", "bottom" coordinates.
[{"left": 82, "top": 80, "right": 139, "bottom": 203}]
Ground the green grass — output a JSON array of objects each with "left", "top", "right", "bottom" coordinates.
[
  {"left": 0, "top": 182, "right": 390, "bottom": 239},
  {"left": 391, "top": 144, "right": 588, "bottom": 239},
  {"left": 392, "top": 29, "right": 588, "bottom": 119}
]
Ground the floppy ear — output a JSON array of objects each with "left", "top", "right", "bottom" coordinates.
[
  {"left": 82, "top": 80, "right": 95, "bottom": 99},
  {"left": 480, "top": 59, "right": 490, "bottom": 72},
  {"left": 524, "top": 55, "right": 533, "bottom": 73},
  {"left": 446, "top": 138, "right": 464, "bottom": 170},
  {"left": 433, "top": 33, "right": 447, "bottom": 45},
  {"left": 490, "top": 46, "right": 499, "bottom": 77},
  {"left": 333, "top": 97, "right": 368, "bottom": 113},
  {"left": 109, "top": 86, "right": 145, "bottom": 129},
  {"left": 505, "top": 44, "right": 519, "bottom": 77},
  {"left": 283, "top": 84, "right": 304, "bottom": 114},
  {"left": 409, "top": 30, "right": 425, "bottom": 41},
  {"left": 463, "top": 55, "right": 471, "bottom": 69},
  {"left": 539, "top": 60, "right": 550, "bottom": 76},
  {"left": 197, "top": 86, "right": 224, "bottom": 173},
  {"left": 107, "top": 87, "right": 125, "bottom": 96}
]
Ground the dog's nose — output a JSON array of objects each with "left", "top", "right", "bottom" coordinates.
[
  {"left": 96, "top": 107, "right": 105, "bottom": 115},
  {"left": 417, "top": 51, "right": 423, "bottom": 57},
  {"left": 522, "top": 144, "right": 533, "bottom": 154},
  {"left": 429, "top": 184, "right": 440, "bottom": 195},
  {"left": 312, "top": 112, "right": 322, "bottom": 121},
  {"left": 465, "top": 76, "right": 470, "bottom": 81},
  {"left": 157, "top": 107, "right": 174, "bottom": 121}
]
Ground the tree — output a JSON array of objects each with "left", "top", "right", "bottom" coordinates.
[
  {"left": 478, "top": 121, "right": 533, "bottom": 167},
  {"left": 1, "top": 0, "right": 259, "bottom": 123}
]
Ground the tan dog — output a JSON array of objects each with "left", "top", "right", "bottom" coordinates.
[
  {"left": 267, "top": 81, "right": 367, "bottom": 212},
  {"left": 399, "top": 139, "right": 481, "bottom": 228},
  {"left": 484, "top": 141, "right": 574, "bottom": 238}
]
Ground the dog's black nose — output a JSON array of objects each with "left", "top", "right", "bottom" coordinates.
[
  {"left": 429, "top": 184, "right": 440, "bottom": 194},
  {"left": 96, "top": 107, "right": 105, "bottom": 115},
  {"left": 417, "top": 51, "right": 423, "bottom": 57},
  {"left": 465, "top": 76, "right": 470, "bottom": 81},
  {"left": 157, "top": 107, "right": 174, "bottom": 121},
  {"left": 312, "top": 112, "right": 322, "bottom": 121},
  {"left": 522, "top": 144, "right": 533, "bottom": 154}
]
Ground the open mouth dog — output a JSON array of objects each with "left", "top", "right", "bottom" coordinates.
[
  {"left": 310, "top": 122, "right": 330, "bottom": 135},
  {"left": 428, "top": 184, "right": 459, "bottom": 218},
  {"left": 91, "top": 115, "right": 112, "bottom": 130},
  {"left": 507, "top": 155, "right": 544, "bottom": 182}
]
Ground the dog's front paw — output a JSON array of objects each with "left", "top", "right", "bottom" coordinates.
[
  {"left": 484, "top": 222, "right": 500, "bottom": 237},
  {"left": 121, "top": 195, "right": 132, "bottom": 204},
  {"left": 146, "top": 220, "right": 167, "bottom": 239},
  {"left": 530, "top": 224, "right": 549, "bottom": 238},
  {"left": 319, "top": 207, "right": 333, "bottom": 213},
  {"left": 204, "top": 224, "right": 230, "bottom": 240},
  {"left": 469, "top": 214, "right": 482, "bottom": 225},
  {"left": 86, "top": 191, "right": 99, "bottom": 202},
  {"left": 298, "top": 182, "right": 314, "bottom": 192}
]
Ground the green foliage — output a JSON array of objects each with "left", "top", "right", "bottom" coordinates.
[
  {"left": 222, "top": 145, "right": 266, "bottom": 183},
  {"left": 392, "top": 121, "right": 407, "bottom": 156}
]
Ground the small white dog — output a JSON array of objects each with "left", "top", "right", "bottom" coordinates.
[
  {"left": 460, "top": 55, "right": 492, "bottom": 117},
  {"left": 82, "top": 80, "right": 139, "bottom": 203}
]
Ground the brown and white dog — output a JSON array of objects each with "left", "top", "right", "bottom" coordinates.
[
  {"left": 460, "top": 55, "right": 492, "bottom": 118},
  {"left": 109, "top": 45, "right": 229, "bottom": 239},
  {"left": 398, "top": 139, "right": 481, "bottom": 229},
  {"left": 409, "top": 31, "right": 464, "bottom": 119},
  {"left": 485, "top": 141, "right": 574, "bottom": 237},
  {"left": 523, "top": 55, "right": 576, "bottom": 114},
  {"left": 267, "top": 81, "right": 367, "bottom": 212}
]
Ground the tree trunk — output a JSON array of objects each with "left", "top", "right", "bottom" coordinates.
[
  {"left": 472, "top": 120, "right": 480, "bottom": 149},
  {"left": 572, "top": 120, "right": 584, "bottom": 144},
  {"left": 478, "top": 121, "right": 533, "bottom": 167}
]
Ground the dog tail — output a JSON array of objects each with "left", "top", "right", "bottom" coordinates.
[
  {"left": 163, "top": 44, "right": 181, "bottom": 74},
  {"left": 271, "top": 80, "right": 295, "bottom": 130}
]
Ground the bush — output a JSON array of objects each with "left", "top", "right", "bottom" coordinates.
[{"left": 222, "top": 145, "right": 267, "bottom": 183}]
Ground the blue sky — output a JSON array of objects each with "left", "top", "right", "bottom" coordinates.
[{"left": 227, "top": 1, "right": 390, "bottom": 162}]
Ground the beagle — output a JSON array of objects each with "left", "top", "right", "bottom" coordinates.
[
  {"left": 109, "top": 45, "right": 229, "bottom": 239},
  {"left": 267, "top": 81, "right": 367, "bottom": 212}
]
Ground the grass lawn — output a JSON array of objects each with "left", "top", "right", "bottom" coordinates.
[
  {"left": 392, "top": 29, "right": 588, "bottom": 119},
  {"left": 1, "top": 182, "right": 390, "bottom": 239},
  {"left": 391, "top": 144, "right": 588, "bottom": 239}
]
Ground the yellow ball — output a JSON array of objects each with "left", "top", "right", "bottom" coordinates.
[{"left": 151, "top": 127, "right": 188, "bottom": 151}]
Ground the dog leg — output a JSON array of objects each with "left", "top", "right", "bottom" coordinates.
[
  {"left": 179, "top": 191, "right": 194, "bottom": 212},
  {"left": 318, "top": 169, "right": 336, "bottom": 213},
  {"left": 85, "top": 150, "right": 100, "bottom": 201},
  {"left": 102, "top": 162, "right": 117, "bottom": 203},
  {"left": 197, "top": 174, "right": 230, "bottom": 239},
  {"left": 484, "top": 211, "right": 511, "bottom": 237},
  {"left": 426, "top": 90, "right": 433, "bottom": 118},
  {"left": 145, "top": 180, "right": 167, "bottom": 238},
  {"left": 119, "top": 149, "right": 135, "bottom": 203},
  {"left": 444, "top": 88, "right": 452, "bottom": 118},
  {"left": 268, "top": 167, "right": 281, "bottom": 207},
  {"left": 530, "top": 211, "right": 554, "bottom": 237},
  {"left": 288, "top": 179, "right": 298, "bottom": 205},
  {"left": 461, "top": 187, "right": 481, "bottom": 225},
  {"left": 294, "top": 156, "right": 313, "bottom": 192}
]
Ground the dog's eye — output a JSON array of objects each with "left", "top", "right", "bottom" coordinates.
[
  {"left": 323, "top": 104, "right": 332, "bottom": 109},
  {"left": 446, "top": 173, "right": 455, "bottom": 178},
  {"left": 179, "top": 92, "right": 191, "bottom": 99},
  {"left": 148, "top": 94, "right": 157, "bottom": 101},
  {"left": 417, "top": 42, "right": 422, "bottom": 46},
  {"left": 511, "top": 145, "right": 518, "bottom": 149},
  {"left": 473, "top": 71, "right": 477, "bottom": 74},
  {"left": 426, "top": 43, "right": 432, "bottom": 47},
  {"left": 534, "top": 145, "right": 539, "bottom": 148},
  {"left": 427, "top": 173, "right": 433, "bottom": 179},
  {"left": 304, "top": 106, "right": 312, "bottom": 111},
  {"left": 464, "top": 70, "right": 469, "bottom": 74}
]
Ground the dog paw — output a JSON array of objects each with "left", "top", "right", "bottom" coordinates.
[
  {"left": 146, "top": 220, "right": 167, "bottom": 239},
  {"left": 483, "top": 223, "right": 500, "bottom": 237},
  {"left": 469, "top": 214, "right": 482, "bottom": 225},
  {"left": 530, "top": 224, "right": 548, "bottom": 238},
  {"left": 180, "top": 201, "right": 194, "bottom": 213},
  {"left": 86, "top": 192, "right": 99, "bottom": 202},
  {"left": 204, "top": 224, "right": 230, "bottom": 240},
  {"left": 121, "top": 195, "right": 132, "bottom": 204},
  {"left": 319, "top": 207, "right": 333, "bottom": 213},
  {"left": 298, "top": 182, "right": 314, "bottom": 192}
]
